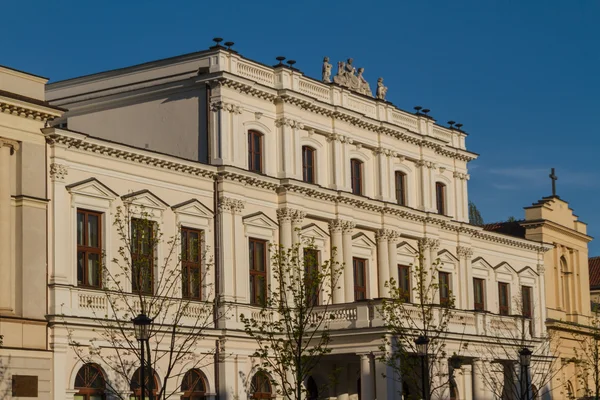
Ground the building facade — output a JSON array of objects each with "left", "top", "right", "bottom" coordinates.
[
  {"left": 0, "top": 66, "right": 63, "bottom": 399},
  {"left": 41, "top": 46, "right": 557, "bottom": 400}
]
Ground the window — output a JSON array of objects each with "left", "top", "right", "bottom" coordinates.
[
  {"left": 74, "top": 364, "right": 106, "bottom": 400},
  {"left": 130, "top": 367, "right": 159, "bottom": 400},
  {"left": 249, "top": 239, "right": 267, "bottom": 305},
  {"left": 251, "top": 372, "right": 272, "bottom": 399},
  {"left": 435, "top": 182, "right": 446, "bottom": 215},
  {"left": 182, "top": 227, "right": 203, "bottom": 300},
  {"left": 439, "top": 272, "right": 451, "bottom": 306},
  {"left": 302, "top": 146, "right": 316, "bottom": 184},
  {"left": 304, "top": 248, "right": 320, "bottom": 306},
  {"left": 350, "top": 159, "right": 363, "bottom": 195},
  {"left": 353, "top": 257, "right": 367, "bottom": 301},
  {"left": 522, "top": 285, "right": 533, "bottom": 318},
  {"left": 77, "top": 210, "right": 102, "bottom": 288},
  {"left": 181, "top": 369, "right": 207, "bottom": 400},
  {"left": 398, "top": 265, "right": 411, "bottom": 301},
  {"left": 248, "top": 130, "right": 263, "bottom": 173},
  {"left": 395, "top": 172, "right": 407, "bottom": 206},
  {"left": 131, "top": 218, "right": 154, "bottom": 294},
  {"left": 498, "top": 282, "right": 510, "bottom": 315},
  {"left": 473, "top": 278, "right": 485, "bottom": 311}
]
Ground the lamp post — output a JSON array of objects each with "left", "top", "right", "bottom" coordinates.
[
  {"left": 133, "top": 313, "right": 152, "bottom": 400},
  {"left": 415, "top": 335, "right": 430, "bottom": 400},
  {"left": 519, "top": 347, "right": 532, "bottom": 400}
]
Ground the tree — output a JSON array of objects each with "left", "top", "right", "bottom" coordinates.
[
  {"left": 379, "top": 241, "right": 468, "bottom": 400},
  {"left": 476, "top": 297, "right": 563, "bottom": 400},
  {"left": 63, "top": 204, "right": 219, "bottom": 399},
  {"left": 571, "top": 304, "right": 600, "bottom": 400},
  {"left": 468, "top": 201, "right": 485, "bottom": 226},
  {"left": 240, "top": 240, "right": 342, "bottom": 400}
]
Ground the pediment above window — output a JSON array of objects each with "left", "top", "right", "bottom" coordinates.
[
  {"left": 396, "top": 241, "right": 418, "bottom": 256},
  {"left": 66, "top": 178, "right": 118, "bottom": 201},
  {"left": 352, "top": 232, "right": 376, "bottom": 249},
  {"left": 494, "top": 261, "right": 518, "bottom": 275},
  {"left": 243, "top": 212, "right": 278, "bottom": 230},
  {"left": 437, "top": 249, "right": 459, "bottom": 264},
  {"left": 172, "top": 199, "right": 214, "bottom": 218},
  {"left": 121, "top": 189, "right": 169, "bottom": 210},
  {"left": 301, "top": 223, "right": 329, "bottom": 240}
]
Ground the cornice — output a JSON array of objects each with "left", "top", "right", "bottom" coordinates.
[
  {"left": 0, "top": 96, "right": 62, "bottom": 122},
  {"left": 520, "top": 219, "right": 593, "bottom": 243},
  {"left": 215, "top": 76, "right": 477, "bottom": 164}
]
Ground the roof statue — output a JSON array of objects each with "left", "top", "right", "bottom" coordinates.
[
  {"left": 322, "top": 57, "right": 332, "bottom": 83},
  {"left": 332, "top": 58, "right": 373, "bottom": 96},
  {"left": 376, "top": 77, "right": 388, "bottom": 101}
]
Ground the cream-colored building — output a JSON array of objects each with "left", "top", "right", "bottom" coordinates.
[
  {"left": 41, "top": 46, "right": 557, "bottom": 400},
  {"left": 0, "top": 65, "right": 63, "bottom": 399}
]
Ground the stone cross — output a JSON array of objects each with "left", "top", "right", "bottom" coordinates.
[{"left": 549, "top": 168, "right": 558, "bottom": 197}]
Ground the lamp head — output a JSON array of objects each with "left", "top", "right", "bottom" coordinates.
[{"left": 132, "top": 313, "right": 152, "bottom": 341}]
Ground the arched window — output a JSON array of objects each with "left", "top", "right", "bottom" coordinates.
[
  {"left": 248, "top": 130, "right": 263, "bottom": 173},
  {"left": 350, "top": 159, "right": 363, "bottom": 195},
  {"left": 395, "top": 171, "right": 407, "bottom": 206},
  {"left": 251, "top": 372, "right": 273, "bottom": 399},
  {"left": 130, "top": 366, "right": 159, "bottom": 400},
  {"left": 306, "top": 376, "right": 318, "bottom": 400},
  {"left": 435, "top": 182, "right": 446, "bottom": 215},
  {"left": 74, "top": 363, "right": 106, "bottom": 400},
  {"left": 181, "top": 369, "right": 208, "bottom": 400},
  {"left": 302, "top": 146, "right": 316, "bottom": 183}
]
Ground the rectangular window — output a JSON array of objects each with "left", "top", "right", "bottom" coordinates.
[
  {"left": 436, "top": 182, "right": 446, "bottom": 215},
  {"left": 473, "top": 278, "right": 485, "bottom": 311},
  {"left": 395, "top": 172, "right": 406, "bottom": 206},
  {"left": 304, "top": 248, "right": 320, "bottom": 306},
  {"left": 350, "top": 159, "right": 363, "bottom": 196},
  {"left": 398, "top": 265, "right": 411, "bottom": 301},
  {"left": 439, "top": 271, "right": 451, "bottom": 306},
  {"left": 249, "top": 238, "right": 267, "bottom": 306},
  {"left": 302, "top": 146, "right": 316, "bottom": 184},
  {"left": 498, "top": 282, "right": 510, "bottom": 315},
  {"left": 248, "top": 130, "right": 263, "bottom": 173},
  {"left": 77, "top": 209, "right": 102, "bottom": 288},
  {"left": 181, "top": 227, "right": 203, "bottom": 300},
  {"left": 131, "top": 218, "right": 154, "bottom": 295},
  {"left": 522, "top": 285, "right": 533, "bottom": 318},
  {"left": 353, "top": 257, "right": 367, "bottom": 301}
]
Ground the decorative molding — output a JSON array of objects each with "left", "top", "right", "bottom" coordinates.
[
  {"left": 210, "top": 101, "right": 242, "bottom": 114},
  {"left": 328, "top": 219, "right": 345, "bottom": 233},
  {"left": 387, "top": 230, "right": 401, "bottom": 242},
  {"left": 0, "top": 101, "right": 59, "bottom": 122},
  {"left": 419, "top": 237, "right": 440, "bottom": 250},
  {"left": 276, "top": 207, "right": 295, "bottom": 222},
  {"left": 376, "top": 228, "right": 391, "bottom": 241},
  {"left": 342, "top": 221, "right": 356, "bottom": 234},
  {"left": 275, "top": 117, "right": 304, "bottom": 129},
  {"left": 453, "top": 171, "right": 470, "bottom": 180},
  {"left": 0, "top": 138, "right": 20, "bottom": 154},
  {"left": 292, "top": 210, "right": 306, "bottom": 224},
  {"left": 218, "top": 197, "right": 244, "bottom": 214},
  {"left": 49, "top": 163, "right": 68, "bottom": 182},
  {"left": 457, "top": 245, "right": 474, "bottom": 259},
  {"left": 537, "top": 264, "right": 545, "bottom": 275}
]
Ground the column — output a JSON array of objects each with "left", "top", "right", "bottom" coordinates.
[
  {"left": 416, "top": 160, "right": 428, "bottom": 211},
  {"left": 461, "top": 364, "right": 473, "bottom": 400},
  {"left": 437, "top": 358, "right": 450, "bottom": 400},
  {"left": 291, "top": 210, "right": 305, "bottom": 245},
  {"left": 388, "top": 231, "right": 400, "bottom": 288},
  {"left": 377, "top": 229, "right": 390, "bottom": 298},
  {"left": 342, "top": 221, "right": 355, "bottom": 303},
  {"left": 329, "top": 220, "right": 345, "bottom": 304},
  {"left": 276, "top": 208, "right": 294, "bottom": 249},
  {"left": 218, "top": 197, "right": 245, "bottom": 303},
  {"left": 462, "top": 175, "right": 470, "bottom": 223},
  {"left": 472, "top": 359, "right": 487, "bottom": 400},
  {"left": 537, "top": 260, "right": 547, "bottom": 335},
  {"left": 457, "top": 246, "right": 474, "bottom": 310},
  {"left": 328, "top": 134, "right": 344, "bottom": 191},
  {"left": 375, "top": 338, "right": 400, "bottom": 400},
  {"left": 360, "top": 354, "right": 374, "bottom": 400},
  {"left": 375, "top": 148, "right": 388, "bottom": 201},
  {"left": 0, "top": 138, "right": 18, "bottom": 314},
  {"left": 276, "top": 118, "right": 302, "bottom": 179}
]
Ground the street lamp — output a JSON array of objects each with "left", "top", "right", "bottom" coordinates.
[
  {"left": 133, "top": 313, "right": 152, "bottom": 400},
  {"left": 519, "top": 347, "right": 533, "bottom": 400},
  {"left": 415, "top": 335, "right": 430, "bottom": 400}
]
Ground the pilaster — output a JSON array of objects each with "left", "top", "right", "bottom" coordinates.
[
  {"left": 218, "top": 196, "right": 244, "bottom": 302},
  {"left": 376, "top": 229, "right": 391, "bottom": 298},
  {"left": 342, "top": 221, "right": 355, "bottom": 303},
  {"left": 328, "top": 219, "right": 345, "bottom": 304},
  {"left": 457, "top": 245, "right": 474, "bottom": 309},
  {"left": 275, "top": 118, "right": 303, "bottom": 179},
  {"left": 388, "top": 231, "right": 400, "bottom": 290}
]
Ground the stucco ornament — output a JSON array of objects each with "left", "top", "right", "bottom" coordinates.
[
  {"left": 322, "top": 57, "right": 332, "bottom": 83},
  {"left": 333, "top": 58, "right": 373, "bottom": 96},
  {"left": 376, "top": 77, "right": 388, "bottom": 100}
]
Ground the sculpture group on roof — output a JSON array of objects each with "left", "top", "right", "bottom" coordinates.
[{"left": 322, "top": 57, "right": 388, "bottom": 100}]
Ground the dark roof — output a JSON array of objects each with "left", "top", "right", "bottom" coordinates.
[
  {"left": 589, "top": 257, "right": 600, "bottom": 290},
  {"left": 481, "top": 220, "right": 526, "bottom": 239},
  {"left": 0, "top": 89, "right": 66, "bottom": 111}
]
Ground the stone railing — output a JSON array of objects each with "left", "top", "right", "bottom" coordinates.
[
  {"left": 69, "top": 287, "right": 214, "bottom": 328},
  {"left": 230, "top": 56, "right": 463, "bottom": 148}
]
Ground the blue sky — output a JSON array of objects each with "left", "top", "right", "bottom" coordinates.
[{"left": 3, "top": 1, "right": 599, "bottom": 253}]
